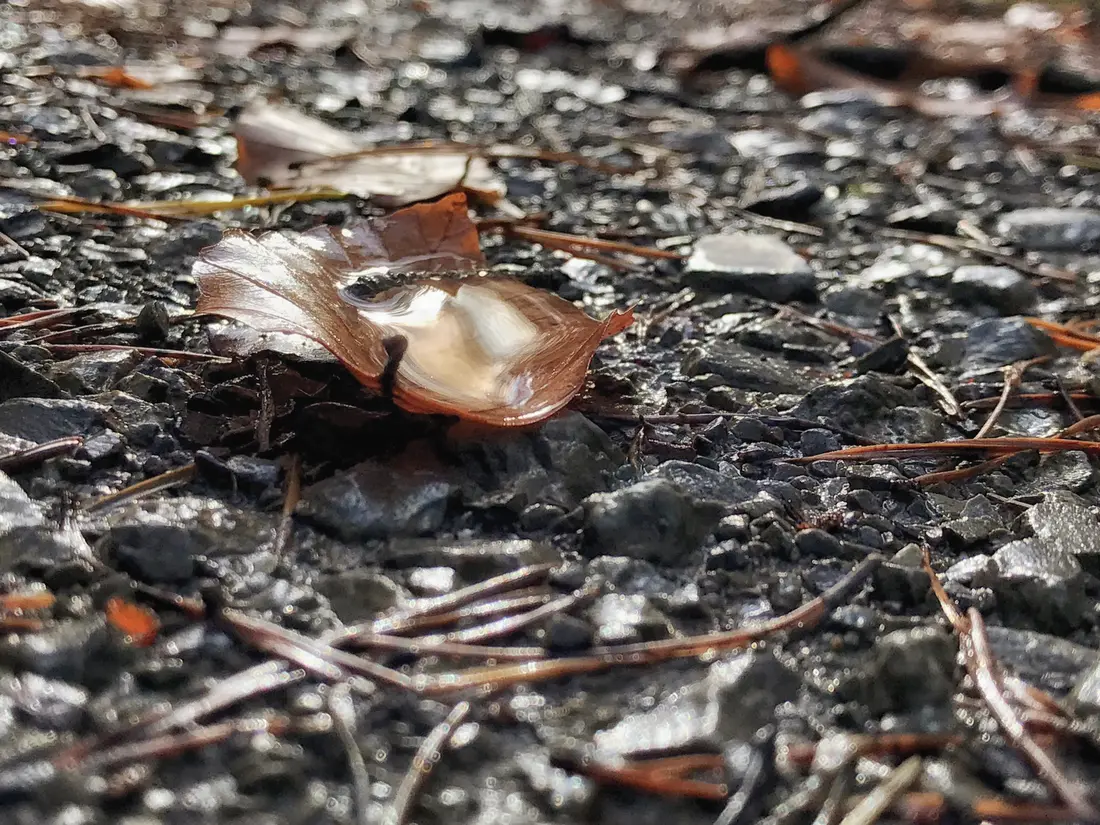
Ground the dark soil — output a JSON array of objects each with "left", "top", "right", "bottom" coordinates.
[{"left": 4, "top": 0, "right": 1100, "bottom": 823}]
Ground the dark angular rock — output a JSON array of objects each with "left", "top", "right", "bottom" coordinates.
[
  {"left": 795, "top": 528, "right": 843, "bottom": 558},
  {"left": 1021, "top": 451, "right": 1097, "bottom": 495},
  {"left": 0, "top": 673, "right": 88, "bottom": 730},
  {"left": 450, "top": 413, "right": 623, "bottom": 512},
  {"left": 0, "top": 352, "right": 64, "bottom": 402},
  {"left": 0, "top": 471, "right": 44, "bottom": 538},
  {"left": 682, "top": 342, "right": 809, "bottom": 393},
  {"left": 299, "top": 445, "right": 455, "bottom": 541},
  {"left": 540, "top": 614, "right": 594, "bottom": 652},
  {"left": 0, "top": 398, "right": 105, "bottom": 443},
  {"left": 992, "top": 538, "right": 1087, "bottom": 629},
  {"left": 863, "top": 627, "right": 956, "bottom": 713},
  {"left": 589, "top": 593, "right": 670, "bottom": 645},
  {"left": 648, "top": 460, "right": 762, "bottom": 506},
  {"left": 996, "top": 207, "right": 1100, "bottom": 251},
  {"left": 1026, "top": 493, "right": 1100, "bottom": 574},
  {"left": 792, "top": 376, "right": 945, "bottom": 442},
  {"left": 741, "top": 179, "right": 823, "bottom": 217},
  {"left": 46, "top": 350, "right": 138, "bottom": 394},
  {"left": 986, "top": 626, "right": 1098, "bottom": 691},
  {"left": 821, "top": 286, "right": 883, "bottom": 318},
  {"left": 593, "top": 650, "right": 799, "bottom": 757},
  {"left": 582, "top": 479, "right": 720, "bottom": 564},
  {"left": 0, "top": 526, "right": 91, "bottom": 574},
  {"left": 315, "top": 571, "right": 408, "bottom": 623},
  {"left": 854, "top": 336, "right": 908, "bottom": 375},
  {"left": 0, "top": 616, "right": 108, "bottom": 683},
  {"left": 965, "top": 317, "right": 1055, "bottom": 373},
  {"left": 685, "top": 233, "right": 816, "bottom": 301},
  {"left": 382, "top": 538, "right": 560, "bottom": 578},
  {"left": 949, "top": 265, "right": 1036, "bottom": 314},
  {"left": 102, "top": 496, "right": 277, "bottom": 582}
]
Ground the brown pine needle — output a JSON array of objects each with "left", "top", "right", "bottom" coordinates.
[
  {"left": 924, "top": 551, "right": 1098, "bottom": 821},
  {"left": 389, "top": 701, "right": 471, "bottom": 825},
  {"left": 85, "top": 463, "right": 197, "bottom": 513},
  {"left": 506, "top": 224, "right": 683, "bottom": 261},
  {"left": 913, "top": 413, "right": 1100, "bottom": 485},
  {"left": 556, "top": 753, "right": 729, "bottom": 801},
  {"left": 424, "top": 585, "right": 596, "bottom": 645},
  {"left": 974, "top": 356, "right": 1051, "bottom": 439},
  {"left": 964, "top": 391, "right": 1095, "bottom": 410},
  {"left": 0, "top": 436, "right": 82, "bottom": 473},
  {"left": 415, "top": 555, "right": 880, "bottom": 696},
  {"left": 37, "top": 190, "right": 345, "bottom": 219},
  {"left": 43, "top": 343, "right": 230, "bottom": 362},
  {"left": 792, "top": 436, "right": 1100, "bottom": 464},
  {"left": 272, "top": 454, "right": 301, "bottom": 557},
  {"left": 1025, "top": 317, "right": 1100, "bottom": 350}
]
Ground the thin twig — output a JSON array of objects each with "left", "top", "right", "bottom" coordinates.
[
  {"left": 974, "top": 356, "right": 1051, "bottom": 439},
  {"left": 791, "top": 436, "right": 1100, "bottom": 464},
  {"left": 415, "top": 556, "right": 881, "bottom": 696},
  {"left": 43, "top": 343, "right": 230, "bottom": 362},
  {"left": 0, "top": 436, "right": 83, "bottom": 473},
  {"left": 84, "top": 463, "right": 197, "bottom": 513},
  {"left": 836, "top": 756, "right": 921, "bottom": 825},
  {"left": 272, "top": 454, "right": 301, "bottom": 557},
  {"left": 329, "top": 682, "right": 371, "bottom": 825},
  {"left": 388, "top": 701, "right": 472, "bottom": 825}
]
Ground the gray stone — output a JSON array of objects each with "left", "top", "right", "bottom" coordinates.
[
  {"left": 1022, "top": 450, "right": 1097, "bottom": 495},
  {"left": 382, "top": 538, "right": 560, "bottom": 578},
  {"left": 0, "top": 616, "right": 107, "bottom": 682},
  {"left": 540, "top": 614, "right": 593, "bottom": 652},
  {"left": 0, "top": 352, "right": 65, "bottom": 402},
  {"left": 589, "top": 594, "right": 670, "bottom": 645},
  {"left": 795, "top": 528, "right": 842, "bottom": 558},
  {"left": 0, "top": 526, "right": 91, "bottom": 574},
  {"left": 992, "top": 538, "right": 1088, "bottom": 629},
  {"left": 315, "top": 571, "right": 408, "bottom": 623},
  {"left": 986, "top": 626, "right": 1098, "bottom": 691},
  {"left": 450, "top": 412, "right": 623, "bottom": 512},
  {"left": 0, "top": 398, "right": 105, "bottom": 443},
  {"left": 103, "top": 495, "right": 276, "bottom": 582},
  {"left": 821, "top": 286, "right": 883, "bottom": 318},
  {"left": 0, "top": 471, "right": 44, "bottom": 539},
  {"left": 582, "top": 479, "right": 721, "bottom": 563},
  {"left": 300, "top": 446, "right": 455, "bottom": 541},
  {"left": 1026, "top": 493, "right": 1100, "bottom": 574},
  {"left": 648, "top": 460, "right": 762, "bottom": 506},
  {"left": 792, "top": 376, "right": 945, "bottom": 442},
  {"left": 863, "top": 627, "right": 956, "bottom": 713},
  {"left": 593, "top": 650, "right": 799, "bottom": 757},
  {"left": 964, "top": 317, "right": 1055, "bottom": 373},
  {"left": 0, "top": 673, "right": 88, "bottom": 730},
  {"left": 949, "top": 265, "right": 1036, "bottom": 314},
  {"left": 682, "top": 342, "right": 809, "bottom": 393},
  {"left": 1072, "top": 659, "right": 1100, "bottom": 714},
  {"left": 685, "top": 233, "right": 816, "bottom": 301},
  {"left": 996, "top": 207, "right": 1100, "bottom": 251},
  {"left": 46, "top": 350, "right": 138, "bottom": 394},
  {"left": 944, "top": 555, "right": 999, "bottom": 588}
]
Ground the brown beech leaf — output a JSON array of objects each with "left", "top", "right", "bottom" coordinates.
[
  {"left": 194, "top": 194, "right": 633, "bottom": 427},
  {"left": 234, "top": 102, "right": 504, "bottom": 207}
]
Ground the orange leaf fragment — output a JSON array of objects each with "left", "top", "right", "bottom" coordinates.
[
  {"left": 194, "top": 194, "right": 633, "bottom": 426},
  {"left": 0, "top": 590, "right": 56, "bottom": 612},
  {"left": 105, "top": 597, "right": 160, "bottom": 646}
]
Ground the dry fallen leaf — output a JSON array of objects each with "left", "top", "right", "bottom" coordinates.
[
  {"left": 194, "top": 193, "right": 633, "bottom": 426},
  {"left": 234, "top": 102, "right": 505, "bottom": 207}
]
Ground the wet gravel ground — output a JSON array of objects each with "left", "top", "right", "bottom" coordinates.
[{"left": 7, "top": 0, "right": 1100, "bottom": 823}]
